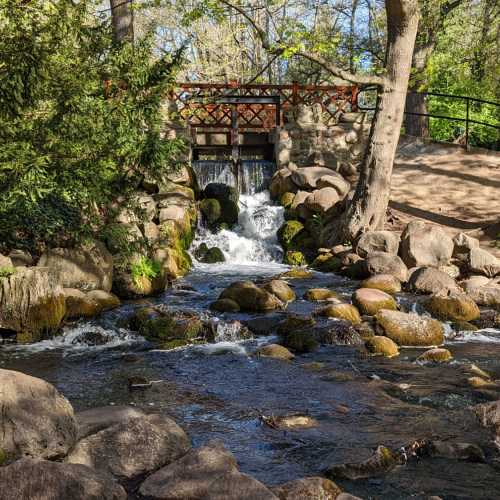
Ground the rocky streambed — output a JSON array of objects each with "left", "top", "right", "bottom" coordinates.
[{"left": 1, "top": 261, "right": 500, "bottom": 499}]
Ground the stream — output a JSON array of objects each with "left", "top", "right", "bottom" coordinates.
[{"left": 1, "top": 178, "right": 500, "bottom": 498}]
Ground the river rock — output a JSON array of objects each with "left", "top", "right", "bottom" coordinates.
[
  {"left": 0, "top": 267, "right": 66, "bottom": 341},
  {"left": 256, "top": 344, "right": 295, "bottom": 360},
  {"left": 417, "top": 348, "right": 453, "bottom": 362},
  {"left": 304, "top": 187, "right": 340, "bottom": 214},
  {"left": 200, "top": 198, "right": 221, "bottom": 224},
  {"left": 204, "top": 183, "right": 239, "bottom": 225},
  {"left": 0, "top": 459, "right": 126, "bottom": 500},
  {"left": 263, "top": 279, "right": 296, "bottom": 302},
  {"left": 407, "top": 267, "right": 461, "bottom": 294},
  {"left": 318, "top": 303, "right": 362, "bottom": 325},
  {"left": 291, "top": 166, "right": 334, "bottom": 189},
  {"left": 375, "top": 310, "right": 444, "bottom": 346},
  {"left": 461, "top": 275, "right": 491, "bottom": 292},
  {"left": 262, "top": 414, "right": 318, "bottom": 429},
  {"left": 399, "top": 221, "right": 453, "bottom": 268},
  {"left": 76, "top": 405, "right": 147, "bottom": 440},
  {"left": 277, "top": 314, "right": 315, "bottom": 335},
  {"left": 360, "top": 274, "right": 401, "bottom": 294},
  {"left": 453, "top": 232, "right": 479, "bottom": 257},
  {"left": 304, "top": 288, "right": 339, "bottom": 301},
  {"left": 86, "top": 289, "right": 121, "bottom": 312},
  {"left": 0, "top": 369, "right": 77, "bottom": 462},
  {"left": 473, "top": 400, "right": 500, "bottom": 437},
  {"left": 424, "top": 292, "right": 480, "bottom": 322},
  {"left": 365, "top": 336, "right": 399, "bottom": 357},
  {"left": 279, "top": 268, "right": 313, "bottom": 279},
  {"left": 355, "top": 231, "right": 400, "bottom": 258},
  {"left": 314, "top": 322, "right": 364, "bottom": 346},
  {"left": 352, "top": 288, "right": 398, "bottom": 316},
  {"left": 8, "top": 249, "right": 33, "bottom": 267},
  {"left": 270, "top": 168, "right": 297, "bottom": 198},
  {"left": 210, "top": 298, "right": 240, "bottom": 312},
  {"left": 468, "top": 247, "right": 500, "bottom": 277},
  {"left": 65, "top": 414, "right": 191, "bottom": 481},
  {"left": 465, "top": 282, "right": 500, "bottom": 308},
  {"left": 282, "top": 330, "right": 319, "bottom": 353},
  {"left": 64, "top": 288, "right": 100, "bottom": 319},
  {"left": 139, "top": 440, "right": 277, "bottom": 500},
  {"left": 272, "top": 477, "right": 342, "bottom": 500},
  {"left": 363, "top": 251, "right": 408, "bottom": 282},
  {"left": 317, "top": 174, "right": 350, "bottom": 198},
  {"left": 220, "top": 281, "right": 282, "bottom": 311},
  {"left": 38, "top": 240, "right": 113, "bottom": 292},
  {"left": 427, "top": 441, "right": 485, "bottom": 462},
  {"left": 194, "top": 243, "right": 225, "bottom": 263}
]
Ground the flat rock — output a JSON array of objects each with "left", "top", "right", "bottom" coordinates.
[
  {"left": 0, "top": 458, "right": 126, "bottom": 500},
  {"left": 360, "top": 274, "right": 401, "bottom": 294},
  {"left": 352, "top": 288, "right": 398, "bottom": 316},
  {"left": 469, "top": 247, "right": 500, "bottom": 277},
  {"left": 66, "top": 414, "right": 191, "bottom": 480},
  {"left": 291, "top": 166, "right": 335, "bottom": 189},
  {"left": 424, "top": 292, "right": 480, "bottom": 322},
  {"left": 272, "top": 477, "right": 342, "bottom": 500}
]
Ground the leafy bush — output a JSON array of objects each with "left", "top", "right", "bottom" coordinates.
[
  {"left": 131, "top": 257, "right": 161, "bottom": 286},
  {"left": 0, "top": 0, "right": 185, "bottom": 253},
  {"left": 0, "top": 267, "right": 16, "bottom": 278}
]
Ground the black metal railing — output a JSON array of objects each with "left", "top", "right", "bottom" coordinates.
[{"left": 358, "top": 89, "right": 500, "bottom": 151}]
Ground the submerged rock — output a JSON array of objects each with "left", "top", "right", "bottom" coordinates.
[
  {"left": 0, "top": 369, "right": 77, "bottom": 462},
  {"left": 272, "top": 477, "right": 342, "bottom": 500},
  {"left": 282, "top": 330, "right": 319, "bottom": 353},
  {"left": 139, "top": 440, "right": 277, "bottom": 500},
  {"left": 279, "top": 268, "right": 313, "bottom": 279},
  {"left": 304, "top": 288, "right": 339, "bottom": 301},
  {"left": 424, "top": 292, "right": 480, "bottom": 322},
  {"left": 360, "top": 274, "right": 401, "bottom": 294},
  {"left": 375, "top": 310, "right": 444, "bottom": 347},
  {"left": 65, "top": 414, "right": 191, "bottom": 481},
  {"left": 352, "top": 288, "right": 398, "bottom": 316},
  {"left": 210, "top": 298, "right": 240, "bottom": 313},
  {"left": 365, "top": 336, "right": 399, "bottom": 357},
  {"left": 417, "top": 348, "right": 453, "bottom": 363},
  {"left": 0, "top": 459, "right": 126, "bottom": 500},
  {"left": 256, "top": 344, "right": 295, "bottom": 361},
  {"left": 262, "top": 414, "right": 318, "bottom": 429},
  {"left": 194, "top": 243, "right": 225, "bottom": 263}
]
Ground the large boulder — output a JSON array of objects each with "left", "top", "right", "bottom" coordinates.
[
  {"left": 63, "top": 288, "right": 100, "bottom": 319},
  {"left": 270, "top": 168, "right": 297, "bottom": 199},
  {"left": 465, "top": 282, "right": 500, "bottom": 308},
  {"left": 0, "top": 459, "right": 126, "bottom": 500},
  {"left": 468, "top": 247, "right": 500, "bottom": 277},
  {"left": 304, "top": 187, "right": 340, "bottom": 214},
  {"left": 355, "top": 231, "right": 400, "bottom": 258},
  {"left": 407, "top": 267, "right": 461, "bottom": 295},
  {"left": 262, "top": 279, "right": 296, "bottom": 302},
  {"left": 399, "top": 221, "right": 453, "bottom": 268},
  {"left": 317, "top": 174, "right": 350, "bottom": 198},
  {"left": 272, "top": 477, "right": 342, "bottom": 500},
  {"left": 291, "top": 166, "right": 335, "bottom": 189},
  {"left": 363, "top": 251, "right": 408, "bottom": 282},
  {"left": 278, "top": 220, "right": 305, "bottom": 250},
  {"left": 220, "top": 281, "right": 282, "bottom": 311},
  {"left": 0, "top": 369, "right": 77, "bottom": 462},
  {"left": 139, "top": 440, "right": 278, "bottom": 500},
  {"left": 352, "top": 288, "right": 398, "bottom": 316},
  {"left": 38, "top": 241, "right": 113, "bottom": 292},
  {"left": 203, "top": 183, "right": 239, "bottom": 225},
  {"left": 0, "top": 268, "right": 66, "bottom": 341},
  {"left": 424, "top": 292, "right": 480, "bottom": 322},
  {"left": 200, "top": 198, "right": 221, "bottom": 225},
  {"left": 65, "top": 414, "right": 191, "bottom": 481},
  {"left": 375, "top": 310, "right": 444, "bottom": 346}
]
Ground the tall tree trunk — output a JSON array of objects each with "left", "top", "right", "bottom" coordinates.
[
  {"left": 110, "top": 0, "right": 134, "bottom": 43},
  {"left": 404, "top": 88, "right": 429, "bottom": 137},
  {"left": 330, "top": 0, "right": 420, "bottom": 243}
]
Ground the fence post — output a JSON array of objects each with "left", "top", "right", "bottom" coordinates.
[
  {"left": 292, "top": 81, "right": 299, "bottom": 106},
  {"left": 465, "top": 97, "right": 470, "bottom": 150}
]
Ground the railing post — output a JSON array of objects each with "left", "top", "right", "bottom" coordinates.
[
  {"left": 465, "top": 97, "right": 470, "bottom": 151},
  {"left": 292, "top": 81, "right": 299, "bottom": 106}
]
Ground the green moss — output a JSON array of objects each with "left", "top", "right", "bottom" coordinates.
[
  {"left": 278, "top": 220, "right": 305, "bottom": 249},
  {"left": 204, "top": 247, "right": 225, "bottom": 263},
  {"left": 0, "top": 266, "right": 16, "bottom": 278},
  {"left": 311, "top": 254, "right": 342, "bottom": 272},
  {"left": 0, "top": 448, "right": 7, "bottom": 465},
  {"left": 280, "top": 192, "right": 295, "bottom": 208},
  {"left": 131, "top": 256, "right": 161, "bottom": 288},
  {"left": 161, "top": 339, "right": 190, "bottom": 349},
  {"left": 219, "top": 200, "right": 239, "bottom": 225},
  {"left": 200, "top": 198, "right": 221, "bottom": 224},
  {"left": 284, "top": 250, "right": 307, "bottom": 266}
]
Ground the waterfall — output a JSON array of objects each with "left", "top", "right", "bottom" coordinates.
[
  {"left": 192, "top": 191, "right": 284, "bottom": 265},
  {"left": 192, "top": 160, "right": 275, "bottom": 195}
]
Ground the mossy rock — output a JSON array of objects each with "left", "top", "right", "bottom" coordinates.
[
  {"left": 210, "top": 298, "right": 240, "bottom": 312},
  {"left": 417, "top": 348, "right": 452, "bottom": 363},
  {"left": 284, "top": 208, "right": 298, "bottom": 220},
  {"left": 365, "top": 336, "right": 399, "bottom": 357},
  {"left": 282, "top": 330, "right": 319, "bottom": 353},
  {"left": 194, "top": 243, "right": 225, "bottom": 263},
  {"left": 311, "top": 254, "right": 342, "bottom": 272},
  {"left": 360, "top": 274, "right": 401, "bottom": 294},
  {"left": 200, "top": 198, "right": 221, "bottom": 224},
  {"left": 280, "top": 192, "right": 295, "bottom": 209},
  {"left": 304, "top": 288, "right": 339, "bottom": 301},
  {"left": 0, "top": 448, "right": 7, "bottom": 466},
  {"left": 318, "top": 303, "right": 362, "bottom": 325},
  {"left": 278, "top": 220, "right": 305, "bottom": 250},
  {"left": 424, "top": 292, "right": 480, "bottom": 322},
  {"left": 256, "top": 343, "right": 295, "bottom": 360},
  {"left": 161, "top": 338, "right": 191, "bottom": 350},
  {"left": 262, "top": 279, "right": 296, "bottom": 302},
  {"left": 284, "top": 251, "right": 307, "bottom": 266},
  {"left": 451, "top": 321, "right": 479, "bottom": 332},
  {"left": 219, "top": 200, "right": 239, "bottom": 225},
  {"left": 279, "top": 268, "right": 313, "bottom": 279},
  {"left": 204, "top": 183, "right": 239, "bottom": 205},
  {"left": 220, "top": 281, "right": 282, "bottom": 311},
  {"left": 352, "top": 288, "right": 398, "bottom": 316}
]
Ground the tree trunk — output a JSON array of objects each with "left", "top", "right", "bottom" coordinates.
[
  {"left": 404, "top": 89, "right": 429, "bottom": 137},
  {"left": 330, "top": 0, "right": 420, "bottom": 243},
  {"left": 110, "top": 0, "right": 134, "bottom": 43}
]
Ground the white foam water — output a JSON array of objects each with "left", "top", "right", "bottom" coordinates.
[{"left": 192, "top": 191, "right": 285, "bottom": 265}]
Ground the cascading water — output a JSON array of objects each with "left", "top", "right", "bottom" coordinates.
[{"left": 191, "top": 159, "right": 284, "bottom": 265}]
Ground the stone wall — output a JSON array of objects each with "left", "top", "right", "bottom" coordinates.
[{"left": 275, "top": 104, "right": 371, "bottom": 177}]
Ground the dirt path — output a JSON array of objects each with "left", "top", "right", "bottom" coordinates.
[{"left": 389, "top": 138, "right": 500, "bottom": 256}]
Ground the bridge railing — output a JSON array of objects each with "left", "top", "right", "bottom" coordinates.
[{"left": 171, "top": 82, "right": 359, "bottom": 129}]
